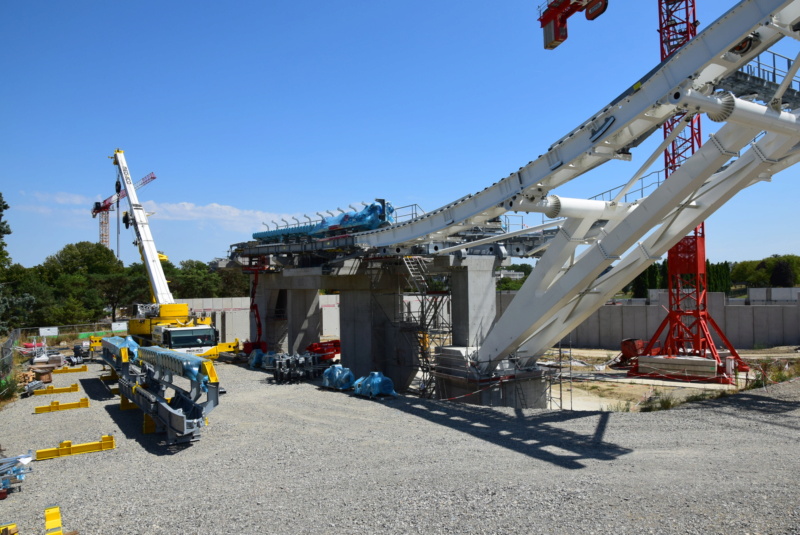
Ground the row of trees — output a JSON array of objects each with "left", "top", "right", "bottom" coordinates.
[
  {"left": 623, "top": 255, "right": 799, "bottom": 298},
  {"left": 0, "top": 193, "right": 248, "bottom": 334},
  {"left": 499, "top": 255, "right": 798, "bottom": 298}
]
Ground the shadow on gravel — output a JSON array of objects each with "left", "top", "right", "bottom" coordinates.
[
  {"left": 393, "top": 399, "right": 631, "bottom": 469},
  {"left": 78, "top": 378, "right": 116, "bottom": 402},
  {"left": 102, "top": 402, "right": 190, "bottom": 456},
  {"left": 684, "top": 387, "right": 800, "bottom": 432}
]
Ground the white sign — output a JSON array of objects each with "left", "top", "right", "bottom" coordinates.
[
  {"left": 39, "top": 327, "right": 59, "bottom": 337},
  {"left": 111, "top": 321, "right": 128, "bottom": 332}
]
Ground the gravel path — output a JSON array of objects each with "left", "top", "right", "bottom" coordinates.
[{"left": 1, "top": 361, "right": 799, "bottom": 534}]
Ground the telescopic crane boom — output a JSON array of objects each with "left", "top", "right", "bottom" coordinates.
[{"left": 113, "top": 149, "right": 174, "bottom": 305}]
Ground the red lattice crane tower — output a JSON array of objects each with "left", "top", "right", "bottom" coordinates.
[
  {"left": 91, "top": 172, "right": 157, "bottom": 250},
  {"left": 634, "top": 0, "right": 748, "bottom": 383},
  {"left": 537, "top": 1, "right": 747, "bottom": 382}
]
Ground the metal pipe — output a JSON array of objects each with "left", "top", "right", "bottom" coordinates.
[
  {"left": 512, "top": 195, "right": 634, "bottom": 220},
  {"left": 670, "top": 88, "right": 800, "bottom": 136}
]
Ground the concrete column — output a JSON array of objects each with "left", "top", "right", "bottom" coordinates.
[
  {"left": 450, "top": 256, "right": 497, "bottom": 347},
  {"left": 287, "top": 289, "right": 320, "bottom": 353},
  {"left": 339, "top": 290, "right": 377, "bottom": 378},
  {"left": 255, "top": 281, "right": 288, "bottom": 353}
]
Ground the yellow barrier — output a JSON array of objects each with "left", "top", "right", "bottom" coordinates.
[
  {"left": 35, "top": 435, "right": 115, "bottom": 461},
  {"left": 44, "top": 505, "right": 62, "bottom": 534},
  {"left": 32, "top": 384, "right": 79, "bottom": 396},
  {"left": 52, "top": 364, "right": 88, "bottom": 374},
  {"left": 34, "top": 398, "right": 90, "bottom": 414},
  {"left": 0, "top": 522, "right": 18, "bottom": 535}
]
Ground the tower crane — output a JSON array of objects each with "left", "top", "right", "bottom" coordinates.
[
  {"left": 538, "top": 1, "right": 749, "bottom": 379},
  {"left": 91, "top": 172, "right": 157, "bottom": 250},
  {"left": 537, "top": 0, "right": 608, "bottom": 49}
]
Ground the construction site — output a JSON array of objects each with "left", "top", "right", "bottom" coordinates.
[{"left": 3, "top": 0, "right": 800, "bottom": 533}]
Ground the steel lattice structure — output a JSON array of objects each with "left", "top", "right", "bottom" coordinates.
[{"left": 636, "top": 0, "right": 749, "bottom": 377}]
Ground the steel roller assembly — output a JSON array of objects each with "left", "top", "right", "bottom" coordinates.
[{"left": 101, "top": 337, "right": 220, "bottom": 445}]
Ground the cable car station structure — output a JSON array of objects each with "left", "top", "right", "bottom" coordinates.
[{"left": 230, "top": 0, "right": 800, "bottom": 406}]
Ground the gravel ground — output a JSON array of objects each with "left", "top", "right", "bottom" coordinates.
[{"left": 1, "top": 361, "right": 799, "bottom": 534}]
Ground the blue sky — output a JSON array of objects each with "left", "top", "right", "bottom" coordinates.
[{"left": 2, "top": 0, "right": 798, "bottom": 268}]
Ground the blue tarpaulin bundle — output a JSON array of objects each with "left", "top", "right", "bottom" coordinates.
[
  {"left": 322, "top": 364, "right": 356, "bottom": 390},
  {"left": 353, "top": 371, "right": 397, "bottom": 398}
]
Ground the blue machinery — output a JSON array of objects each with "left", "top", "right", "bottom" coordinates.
[
  {"left": 252, "top": 200, "right": 395, "bottom": 245},
  {"left": 101, "top": 336, "right": 220, "bottom": 445}
]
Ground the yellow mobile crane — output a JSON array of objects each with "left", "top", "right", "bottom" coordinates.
[{"left": 112, "top": 149, "right": 239, "bottom": 359}]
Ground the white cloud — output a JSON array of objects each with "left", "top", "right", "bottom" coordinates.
[
  {"left": 141, "top": 200, "right": 302, "bottom": 233},
  {"left": 29, "top": 191, "right": 94, "bottom": 205}
]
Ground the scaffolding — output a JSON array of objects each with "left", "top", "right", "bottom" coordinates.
[{"left": 398, "top": 257, "right": 453, "bottom": 398}]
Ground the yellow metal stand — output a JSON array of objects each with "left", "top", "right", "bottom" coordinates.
[
  {"left": 119, "top": 395, "right": 137, "bottom": 411},
  {"left": 99, "top": 369, "right": 118, "bottom": 382},
  {"left": 0, "top": 522, "right": 18, "bottom": 535},
  {"left": 143, "top": 414, "right": 156, "bottom": 434},
  {"left": 32, "top": 384, "right": 79, "bottom": 396},
  {"left": 35, "top": 435, "right": 115, "bottom": 461},
  {"left": 44, "top": 505, "right": 62, "bottom": 534},
  {"left": 52, "top": 365, "right": 88, "bottom": 374},
  {"left": 34, "top": 398, "right": 90, "bottom": 414}
]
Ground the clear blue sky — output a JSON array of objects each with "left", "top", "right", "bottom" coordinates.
[{"left": 2, "top": 0, "right": 798, "bottom": 268}]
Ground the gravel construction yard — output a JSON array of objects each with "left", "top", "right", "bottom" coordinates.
[{"left": 1, "top": 360, "right": 799, "bottom": 534}]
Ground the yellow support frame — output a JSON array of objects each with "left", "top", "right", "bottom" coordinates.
[
  {"left": 32, "top": 384, "right": 79, "bottom": 396},
  {"left": 35, "top": 435, "right": 115, "bottom": 461},
  {"left": 52, "top": 364, "right": 88, "bottom": 374},
  {"left": 44, "top": 505, "right": 62, "bottom": 534},
  {"left": 34, "top": 398, "right": 89, "bottom": 414}
]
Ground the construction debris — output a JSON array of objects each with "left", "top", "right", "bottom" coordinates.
[{"left": 0, "top": 452, "right": 33, "bottom": 497}]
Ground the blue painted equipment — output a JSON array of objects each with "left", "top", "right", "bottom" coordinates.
[
  {"left": 322, "top": 364, "right": 356, "bottom": 390},
  {"left": 353, "top": 372, "right": 397, "bottom": 398},
  {"left": 253, "top": 200, "right": 394, "bottom": 244},
  {"left": 0, "top": 452, "right": 33, "bottom": 492}
]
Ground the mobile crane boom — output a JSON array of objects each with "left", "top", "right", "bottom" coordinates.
[
  {"left": 113, "top": 149, "right": 174, "bottom": 305},
  {"left": 110, "top": 150, "right": 239, "bottom": 357}
]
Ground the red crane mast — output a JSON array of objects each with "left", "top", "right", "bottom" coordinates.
[{"left": 635, "top": 0, "right": 748, "bottom": 383}]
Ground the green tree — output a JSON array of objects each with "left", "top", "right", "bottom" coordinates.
[
  {"left": 0, "top": 196, "right": 40, "bottom": 334},
  {"left": 770, "top": 259, "right": 795, "bottom": 287},
  {"left": 497, "top": 277, "right": 524, "bottom": 291},
  {"left": 218, "top": 267, "right": 249, "bottom": 297},
  {"left": 0, "top": 193, "right": 10, "bottom": 270},
  {"left": 173, "top": 260, "right": 221, "bottom": 299},
  {"left": 38, "top": 242, "right": 125, "bottom": 325}
]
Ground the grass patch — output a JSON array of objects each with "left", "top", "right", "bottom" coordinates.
[
  {"left": 639, "top": 389, "right": 677, "bottom": 412},
  {"left": 608, "top": 400, "right": 632, "bottom": 412},
  {"left": 746, "top": 358, "right": 800, "bottom": 390}
]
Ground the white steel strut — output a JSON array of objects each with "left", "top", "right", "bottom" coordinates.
[{"left": 344, "top": 0, "right": 800, "bottom": 369}]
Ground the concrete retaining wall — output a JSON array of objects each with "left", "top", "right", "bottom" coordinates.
[
  {"left": 183, "top": 297, "right": 250, "bottom": 344},
  {"left": 559, "top": 293, "right": 800, "bottom": 350}
]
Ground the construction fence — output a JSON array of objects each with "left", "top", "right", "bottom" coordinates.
[{"left": 1, "top": 329, "right": 20, "bottom": 399}]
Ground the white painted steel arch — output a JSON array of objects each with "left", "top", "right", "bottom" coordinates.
[{"left": 345, "top": 0, "right": 800, "bottom": 371}]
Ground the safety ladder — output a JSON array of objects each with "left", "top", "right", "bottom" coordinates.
[{"left": 402, "top": 256, "right": 428, "bottom": 294}]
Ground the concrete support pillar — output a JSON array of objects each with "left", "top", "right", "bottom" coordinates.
[
  {"left": 287, "top": 289, "right": 320, "bottom": 353},
  {"left": 450, "top": 256, "right": 498, "bottom": 347},
  {"left": 339, "top": 290, "right": 377, "bottom": 378},
  {"left": 339, "top": 270, "right": 417, "bottom": 391},
  {"left": 252, "top": 277, "right": 288, "bottom": 353}
]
